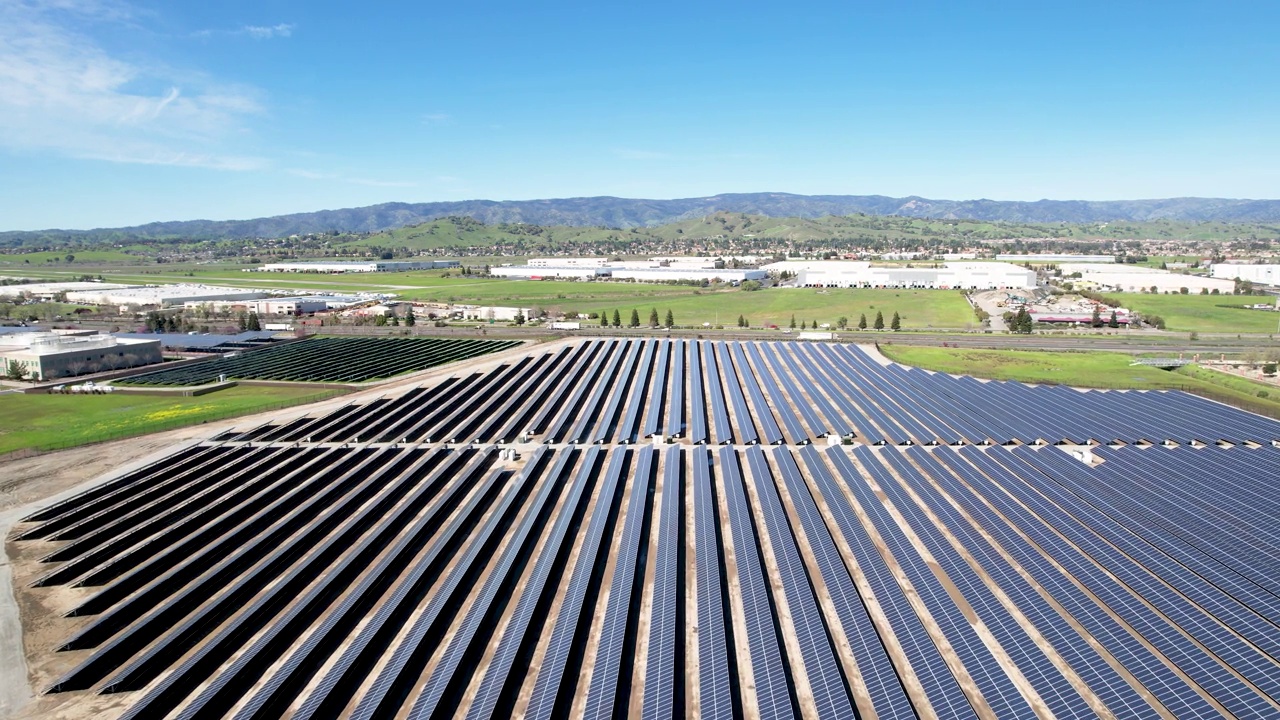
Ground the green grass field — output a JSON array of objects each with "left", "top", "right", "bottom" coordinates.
[
  {"left": 0, "top": 249, "right": 141, "bottom": 265},
  {"left": 880, "top": 345, "right": 1280, "bottom": 418},
  {"left": 0, "top": 385, "right": 339, "bottom": 455},
  {"left": 551, "top": 288, "right": 975, "bottom": 329},
  {"left": 1106, "top": 292, "right": 1280, "bottom": 333}
]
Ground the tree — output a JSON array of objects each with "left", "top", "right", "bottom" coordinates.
[
  {"left": 664, "top": 309, "right": 674, "bottom": 328},
  {"left": 629, "top": 309, "right": 641, "bottom": 328},
  {"left": 612, "top": 309, "right": 621, "bottom": 327},
  {"left": 389, "top": 314, "right": 400, "bottom": 326},
  {"left": 649, "top": 308, "right": 660, "bottom": 327},
  {"left": 1013, "top": 307, "right": 1032, "bottom": 333},
  {"left": 800, "top": 320, "right": 807, "bottom": 330},
  {"left": 789, "top": 314, "right": 796, "bottom": 329},
  {"left": 404, "top": 306, "right": 416, "bottom": 326},
  {"left": 1090, "top": 306, "right": 1102, "bottom": 328},
  {"left": 873, "top": 311, "right": 884, "bottom": 330},
  {"left": 1108, "top": 310, "right": 1119, "bottom": 329},
  {"left": 374, "top": 314, "right": 388, "bottom": 326},
  {"left": 514, "top": 310, "right": 525, "bottom": 325},
  {"left": 890, "top": 311, "right": 901, "bottom": 331},
  {"left": 737, "top": 314, "right": 746, "bottom": 327},
  {"left": 5, "top": 359, "right": 26, "bottom": 380},
  {"left": 237, "top": 311, "right": 248, "bottom": 332},
  {"left": 246, "top": 312, "right": 262, "bottom": 332},
  {"left": 836, "top": 316, "right": 848, "bottom": 330},
  {"left": 858, "top": 313, "right": 867, "bottom": 330},
  {"left": 600, "top": 311, "right": 610, "bottom": 327}
]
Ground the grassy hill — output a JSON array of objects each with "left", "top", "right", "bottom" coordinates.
[
  {"left": 6, "top": 192, "right": 1280, "bottom": 247},
  {"left": 342, "top": 212, "right": 1280, "bottom": 256}
]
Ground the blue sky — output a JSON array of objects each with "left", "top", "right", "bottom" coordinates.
[{"left": 1, "top": 0, "right": 1278, "bottom": 230}]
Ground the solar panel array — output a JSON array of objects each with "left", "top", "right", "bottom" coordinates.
[
  {"left": 12, "top": 338, "right": 1280, "bottom": 719},
  {"left": 116, "top": 336, "right": 521, "bottom": 385}
]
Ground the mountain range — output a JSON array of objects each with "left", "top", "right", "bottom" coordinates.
[{"left": 6, "top": 193, "right": 1280, "bottom": 246}]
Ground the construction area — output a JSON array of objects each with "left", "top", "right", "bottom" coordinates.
[{"left": 4, "top": 339, "right": 1280, "bottom": 719}]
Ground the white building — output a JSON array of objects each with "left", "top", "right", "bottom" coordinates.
[
  {"left": 1059, "top": 264, "right": 1236, "bottom": 294},
  {"left": 0, "top": 332, "right": 162, "bottom": 381},
  {"left": 0, "top": 282, "right": 137, "bottom": 301},
  {"left": 1211, "top": 264, "right": 1280, "bottom": 286},
  {"left": 527, "top": 258, "right": 613, "bottom": 268},
  {"left": 256, "top": 260, "right": 459, "bottom": 273},
  {"left": 998, "top": 254, "right": 1115, "bottom": 263},
  {"left": 765, "top": 261, "right": 1036, "bottom": 290},
  {"left": 65, "top": 285, "right": 269, "bottom": 309},
  {"left": 456, "top": 305, "right": 533, "bottom": 322},
  {"left": 489, "top": 266, "right": 610, "bottom": 279},
  {"left": 610, "top": 268, "right": 767, "bottom": 283},
  {"left": 253, "top": 297, "right": 330, "bottom": 315}
]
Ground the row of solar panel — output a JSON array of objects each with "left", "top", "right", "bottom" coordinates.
[
  {"left": 213, "top": 339, "right": 1280, "bottom": 448},
  {"left": 118, "top": 337, "right": 521, "bottom": 385},
  {"left": 20, "top": 440, "right": 1279, "bottom": 718}
]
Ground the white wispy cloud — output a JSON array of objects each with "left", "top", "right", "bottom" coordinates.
[
  {"left": 421, "top": 112, "right": 451, "bottom": 125},
  {"left": 240, "top": 23, "right": 293, "bottom": 39},
  {"left": 288, "top": 168, "right": 416, "bottom": 188},
  {"left": 0, "top": 0, "right": 267, "bottom": 170}
]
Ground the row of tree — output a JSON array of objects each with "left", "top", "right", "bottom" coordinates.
[
  {"left": 598, "top": 308, "right": 676, "bottom": 328},
  {"left": 787, "top": 311, "right": 901, "bottom": 331}
]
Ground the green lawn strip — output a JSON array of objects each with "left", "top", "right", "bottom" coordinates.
[
  {"left": 879, "top": 345, "right": 1280, "bottom": 419},
  {"left": 0, "top": 385, "right": 341, "bottom": 455},
  {"left": 1105, "top": 292, "right": 1280, "bottom": 334}
]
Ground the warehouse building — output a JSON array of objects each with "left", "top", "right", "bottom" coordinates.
[
  {"left": 489, "top": 265, "right": 611, "bottom": 279},
  {"left": 1059, "top": 264, "right": 1236, "bottom": 293},
  {"left": 998, "top": 254, "right": 1115, "bottom": 263},
  {"left": 0, "top": 282, "right": 137, "bottom": 301},
  {"left": 610, "top": 267, "right": 767, "bottom": 283},
  {"left": 455, "top": 305, "right": 534, "bottom": 322},
  {"left": 0, "top": 331, "right": 162, "bottom": 380},
  {"left": 1211, "top": 264, "right": 1280, "bottom": 286},
  {"left": 253, "top": 297, "right": 331, "bottom": 315},
  {"left": 765, "top": 261, "right": 1037, "bottom": 290},
  {"left": 64, "top": 285, "right": 269, "bottom": 309},
  {"left": 256, "top": 260, "right": 459, "bottom": 273},
  {"left": 527, "top": 258, "right": 613, "bottom": 268}
]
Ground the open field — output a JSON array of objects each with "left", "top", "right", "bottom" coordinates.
[
  {"left": 1107, "top": 292, "right": 1280, "bottom": 333},
  {"left": 880, "top": 344, "right": 1280, "bottom": 418},
  {"left": 0, "top": 385, "right": 339, "bottom": 455},
  {"left": 549, "top": 287, "right": 975, "bottom": 329}
]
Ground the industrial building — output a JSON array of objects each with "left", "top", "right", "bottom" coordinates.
[
  {"left": 610, "top": 267, "right": 767, "bottom": 282},
  {"left": 527, "top": 258, "right": 613, "bottom": 268},
  {"left": 0, "top": 282, "right": 137, "bottom": 301},
  {"left": 252, "top": 297, "right": 331, "bottom": 315},
  {"left": 489, "top": 265, "right": 611, "bottom": 279},
  {"left": 0, "top": 331, "right": 161, "bottom": 380},
  {"left": 1059, "top": 263, "right": 1237, "bottom": 293},
  {"left": 455, "top": 305, "right": 533, "bottom": 322},
  {"left": 255, "top": 260, "right": 459, "bottom": 273},
  {"left": 998, "top": 254, "right": 1115, "bottom": 263},
  {"left": 765, "top": 260, "right": 1038, "bottom": 289},
  {"left": 1211, "top": 264, "right": 1280, "bottom": 286},
  {"left": 64, "top": 284, "right": 269, "bottom": 309}
]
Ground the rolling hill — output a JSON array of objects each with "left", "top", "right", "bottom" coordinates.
[{"left": 4, "top": 193, "right": 1280, "bottom": 247}]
